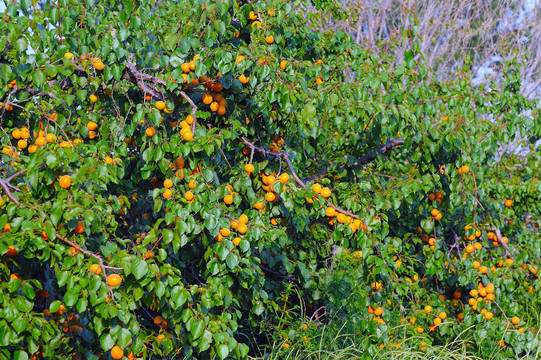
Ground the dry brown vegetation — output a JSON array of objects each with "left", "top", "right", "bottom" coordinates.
[{"left": 316, "top": 0, "right": 541, "bottom": 98}]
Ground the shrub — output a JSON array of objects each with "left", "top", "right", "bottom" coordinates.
[{"left": 0, "top": 0, "right": 539, "bottom": 359}]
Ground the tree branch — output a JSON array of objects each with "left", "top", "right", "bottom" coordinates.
[
  {"left": 304, "top": 138, "right": 405, "bottom": 183},
  {"left": 356, "top": 138, "right": 405, "bottom": 165},
  {"left": 56, "top": 234, "right": 123, "bottom": 299},
  {"left": 487, "top": 227, "right": 513, "bottom": 260},
  {"left": 0, "top": 170, "right": 27, "bottom": 205},
  {"left": 255, "top": 261, "right": 298, "bottom": 284},
  {"left": 240, "top": 137, "right": 306, "bottom": 188},
  {"left": 240, "top": 137, "right": 360, "bottom": 220}
]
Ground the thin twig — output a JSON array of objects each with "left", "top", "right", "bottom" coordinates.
[
  {"left": 487, "top": 227, "right": 513, "bottom": 259},
  {"left": 0, "top": 170, "right": 27, "bottom": 205},
  {"left": 240, "top": 137, "right": 360, "bottom": 219},
  {"left": 56, "top": 234, "right": 122, "bottom": 299}
]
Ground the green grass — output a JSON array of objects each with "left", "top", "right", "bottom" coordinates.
[{"left": 250, "top": 319, "right": 541, "bottom": 360}]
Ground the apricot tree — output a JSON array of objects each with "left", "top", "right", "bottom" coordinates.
[{"left": 1, "top": 0, "right": 540, "bottom": 359}]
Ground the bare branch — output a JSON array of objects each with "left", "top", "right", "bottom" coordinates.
[
  {"left": 0, "top": 170, "right": 27, "bottom": 205},
  {"left": 356, "top": 138, "right": 404, "bottom": 165},
  {"left": 487, "top": 227, "right": 513, "bottom": 260},
  {"left": 304, "top": 138, "right": 404, "bottom": 183}
]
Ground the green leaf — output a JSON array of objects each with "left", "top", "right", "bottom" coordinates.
[
  {"left": 164, "top": 33, "right": 179, "bottom": 51},
  {"left": 49, "top": 300, "right": 61, "bottom": 313},
  {"left": 32, "top": 70, "right": 45, "bottom": 87},
  {"left": 99, "top": 333, "right": 114, "bottom": 351},
  {"left": 189, "top": 319, "right": 205, "bottom": 341},
  {"left": 15, "top": 37, "right": 28, "bottom": 52},
  {"left": 217, "top": 344, "right": 229, "bottom": 359},
  {"left": 13, "top": 296, "right": 33, "bottom": 313},
  {"left": 131, "top": 258, "right": 148, "bottom": 280},
  {"left": 225, "top": 253, "right": 239, "bottom": 269},
  {"left": 12, "top": 317, "right": 27, "bottom": 333},
  {"left": 200, "top": 329, "right": 213, "bottom": 352},
  {"left": 163, "top": 229, "right": 175, "bottom": 243},
  {"left": 171, "top": 286, "right": 189, "bottom": 310},
  {"left": 421, "top": 218, "right": 434, "bottom": 233},
  {"left": 13, "top": 351, "right": 28, "bottom": 360}
]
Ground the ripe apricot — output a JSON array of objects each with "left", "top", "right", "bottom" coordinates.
[
  {"left": 224, "top": 195, "right": 233, "bottom": 205},
  {"left": 237, "top": 223, "right": 247, "bottom": 234},
  {"left": 374, "top": 307, "right": 383, "bottom": 316},
  {"left": 110, "top": 346, "right": 123, "bottom": 360},
  {"left": 209, "top": 101, "right": 219, "bottom": 112},
  {"left": 280, "top": 60, "right": 287, "bottom": 70},
  {"left": 265, "top": 192, "right": 276, "bottom": 202},
  {"left": 163, "top": 189, "right": 172, "bottom": 199},
  {"left": 164, "top": 179, "right": 173, "bottom": 188},
  {"left": 85, "top": 121, "right": 99, "bottom": 132},
  {"left": 239, "top": 74, "right": 249, "bottom": 84},
  {"left": 184, "top": 191, "right": 194, "bottom": 201},
  {"left": 279, "top": 173, "right": 289, "bottom": 183},
  {"left": 182, "top": 131, "right": 193, "bottom": 141},
  {"left": 74, "top": 221, "right": 84, "bottom": 234},
  {"left": 202, "top": 94, "right": 213, "bottom": 105},
  {"left": 238, "top": 214, "right": 248, "bottom": 224},
  {"left": 320, "top": 188, "right": 331, "bottom": 198},
  {"left": 438, "top": 312, "right": 447, "bottom": 320},
  {"left": 265, "top": 35, "right": 274, "bottom": 44},
  {"left": 326, "top": 207, "right": 336, "bottom": 217},
  {"left": 155, "top": 101, "right": 165, "bottom": 110},
  {"left": 235, "top": 55, "right": 245, "bottom": 65},
  {"left": 220, "top": 228, "right": 230, "bottom": 237},
  {"left": 233, "top": 237, "right": 241, "bottom": 246},
  {"left": 89, "top": 264, "right": 102, "bottom": 275},
  {"left": 107, "top": 274, "right": 122, "bottom": 287},
  {"left": 145, "top": 127, "right": 156, "bottom": 137},
  {"left": 46, "top": 133, "right": 56, "bottom": 143},
  {"left": 93, "top": 60, "right": 104, "bottom": 70},
  {"left": 59, "top": 175, "right": 72, "bottom": 189}
]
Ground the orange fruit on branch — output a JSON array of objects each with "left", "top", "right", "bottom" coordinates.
[
  {"left": 59, "top": 175, "right": 72, "bottom": 189},
  {"left": 107, "top": 274, "right": 122, "bottom": 287}
]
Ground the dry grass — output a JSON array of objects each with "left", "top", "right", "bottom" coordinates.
[{"left": 308, "top": 0, "right": 541, "bottom": 98}]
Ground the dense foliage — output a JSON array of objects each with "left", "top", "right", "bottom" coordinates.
[{"left": 0, "top": 0, "right": 540, "bottom": 359}]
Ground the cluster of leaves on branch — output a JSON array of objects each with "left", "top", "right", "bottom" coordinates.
[{"left": 0, "top": 0, "right": 540, "bottom": 359}]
